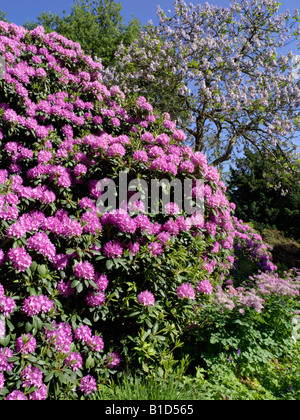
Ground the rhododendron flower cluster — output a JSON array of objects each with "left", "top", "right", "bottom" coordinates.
[
  {"left": 137, "top": 290, "right": 155, "bottom": 307},
  {"left": 106, "top": 352, "right": 121, "bottom": 369},
  {"left": 7, "top": 246, "right": 32, "bottom": 272},
  {"left": 22, "top": 294, "right": 55, "bottom": 317},
  {"left": 15, "top": 334, "right": 37, "bottom": 355},
  {"left": 0, "top": 283, "right": 15, "bottom": 316},
  {"left": 79, "top": 375, "right": 97, "bottom": 395},
  {"left": 177, "top": 283, "right": 195, "bottom": 300},
  {"left": 0, "top": 21, "right": 278, "bottom": 399},
  {"left": 196, "top": 280, "right": 213, "bottom": 295},
  {"left": 21, "top": 364, "right": 47, "bottom": 400}
]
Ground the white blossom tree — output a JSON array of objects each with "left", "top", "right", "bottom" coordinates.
[{"left": 103, "top": 0, "right": 300, "bottom": 165}]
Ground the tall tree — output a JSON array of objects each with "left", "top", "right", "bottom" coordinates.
[
  {"left": 227, "top": 146, "right": 300, "bottom": 239},
  {"left": 24, "top": 0, "right": 141, "bottom": 68},
  {"left": 0, "top": 10, "right": 9, "bottom": 22},
  {"left": 104, "top": 0, "right": 300, "bottom": 165}
]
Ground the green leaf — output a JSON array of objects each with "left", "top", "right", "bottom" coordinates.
[
  {"left": 33, "top": 316, "right": 43, "bottom": 330},
  {"left": 30, "top": 261, "right": 38, "bottom": 274},
  {"left": 25, "top": 322, "right": 33, "bottom": 333},
  {"left": 86, "top": 355, "right": 95, "bottom": 369},
  {"left": 71, "top": 279, "right": 80, "bottom": 288},
  {"left": 76, "top": 282, "right": 84, "bottom": 293},
  {"left": 37, "top": 264, "right": 47, "bottom": 276},
  {"left": 44, "top": 372, "right": 54, "bottom": 383},
  {"left": 152, "top": 322, "right": 159, "bottom": 334},
  {"left": 106, "top": 260, "right": 114, "bottom": 270}
]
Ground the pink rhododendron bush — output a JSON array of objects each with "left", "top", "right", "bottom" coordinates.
[{"left": 0, "top": 22, "right": 278, "bottom": 400}]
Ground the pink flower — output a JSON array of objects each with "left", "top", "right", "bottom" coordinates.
[
  {"left": 148, "top": 146, "right": 165, "bottom": 158},
  {"left": 0, "top": 296, "right": 15, "bottom": 316},
  {"left": 106, "top": 352, "right": 121, "bottom": 368},
  {"left": 74, "top": 163, "right": 87, "bottom": 177},
  {"left": 92, "top": 273, "right": 109, "bottom": 291},
  {"left": 93, "top": 115, "right": 103, "bottom": 125},
  {"left": 134, "top": 214, "right": 151, "bottom": 232},
  {"left": 127, "top": 241, "right": 140, "bottom": 256},
  {"left": 138, "top": 290, "right": 155, "bottom": 307},
  {"left": 81, "top": 211, "right": 102, "bottom": 234},
  {"left": 136, "top": 96, "right": 153, "bottom": 112},
  {"left": 0, "top": 284, "right": 4, "bottom": 300},
  {"left": 3, "top": 109, "right": 18, "bottom": 123},
  {"left": 164, "top": 202, "right": 180, "bottom": 215},
  {"left": 107, "top": 143, "right": 126, "bottom": 157},
  {"left": 65, "top": 352, "right": 83, "bottom": 371},
  {"left": 22, "top": 295, "right": 55, "bottom": 317},
  {"left": 30, "top": 384, "right": 48, "bottom": 400},
  {"left": 180, "top": 160, "right": 194, "bottom": 173},
  {"left": 5, "top": 391, "right": 27, "bottom": 400},
  {"left": 103, "top": 241, "right": 123, "bottom": 258},
  {"left": 16, "top": 334, "right": 36, "bottom": 354},
  {"left": 74, "top": 261, "right": 95, "bottom": 280},
  {"left": 80, "top": 375, "right": 97, "bottom": 395},
  {"left": 0, "top": 347, "right": 13, "bottom": 371},
  {"left": 7, "top": 246, "right": 32, "bottom": 272},
  {"left": 111, "top": 117, "right": 121, "bottom": 127},
  {"left": 0, "top": 249, "right": 4, "bottom": 265},
  {"left": 45, "top": 322, "right": 73, "bottom": 354},
  {"left": 141, "top": 132, "right": 155, "bottom": 143},
  {"left": 0, "top": 320, "right": 5, "bottom": 339},
  {"left": 27, "top": 232, "right": 56, "bottom": 260},
  {"left": 21, "top": 364, "right": 43, "bottom": 389},
  {"left": 205, "top": 166, "right": 220, "bottom": 183},
  {"left": 0, "top": 372, "right": 5, "bottom": 391},
  {"left": 148, "top": 242, "right": 163, "bottom": 257},
  {"left": 163, "top": 219, "right": 180, "bottom": 236},
  {"left": 37, "top": 150, "right": 52, "bottom": 164},
  {"left": 90, "top": 335, "right": 104, "bottom": 352},
  {"left": 133, "top": 150, "right": 148, "bottom": 163},
  {"left": 157, "top": 231, "right": 171, "bottom": 245},
  {"left": 172, "top": 129, "right": 186, "bottom": 141},
  {"left": 52, "top": 254, "right": 69, "bottom": 270},
  {"left": 156, "top": 133, "right": 170, "bottom": 146},
  {"left": 5, "top": 193, "right": 19, "bottom": 205},
  {"left": 196, "top": 280, "right": 213, "bottom": 295},
  {"left": 176, "top": 283, "right": 195, "bottom": 300},
  {"left": 57, "top": 280, "right": 75, "bottom": 297},
  {"left": 191, "top": 152, "right": 207, "bottom": 169},
  {"left": 211, "top": 242, "right": 220, "bottom": 254},
  {"left": 74, "top": 325, "right": 92, "bottom": 344},
  {"left": 85, "top": 291, "right": 106, "bottom": 308},
  {"left": 163, "top": 119, "right": 176, "bottom": 130}
]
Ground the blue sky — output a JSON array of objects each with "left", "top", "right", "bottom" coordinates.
[
  {"left": 0, "top": 0, "right": 299, "bottom": 30},
  {"left": 0, "top": 0, "right": 171, "bottom": 25}
]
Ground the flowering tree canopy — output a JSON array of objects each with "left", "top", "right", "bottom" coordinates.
[{"left": 103, "top": 0, "right": 300, "bottom": 165}]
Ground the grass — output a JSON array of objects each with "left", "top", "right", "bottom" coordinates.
[
  {"left": 90, "top": 346, "right": 300, "bottom": 401},
  {"left": 94, "top": 374, "right": 199, "bottom": 400}
]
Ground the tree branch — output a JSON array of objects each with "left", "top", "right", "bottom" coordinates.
[{"left": 211, "top": 134, "right": 238, "bottom": 166}]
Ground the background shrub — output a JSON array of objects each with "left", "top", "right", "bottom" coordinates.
[{"left": 227, "top": 148, "right": 300, "bottom": 241}]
